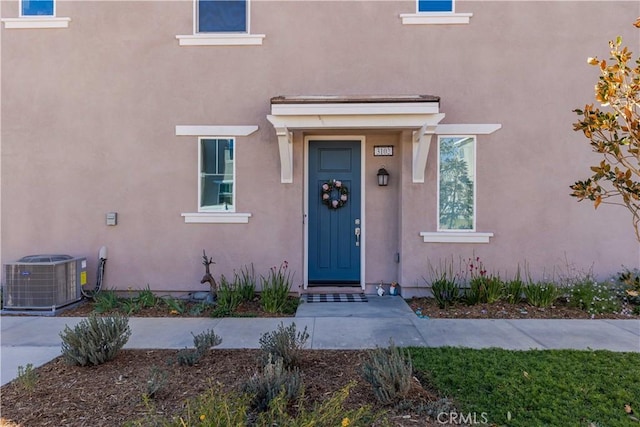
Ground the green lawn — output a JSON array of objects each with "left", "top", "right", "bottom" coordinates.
[{"left": 409, "top": 347, "right": 640, "bottom": 426}]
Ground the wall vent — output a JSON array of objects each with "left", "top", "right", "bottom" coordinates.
[{"left": 3, "top": 255, "right": 86, "bottom": 311}]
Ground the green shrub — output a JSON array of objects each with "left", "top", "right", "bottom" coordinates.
[
  {"left": 92, "top": 289, "right": 120, "bottom": 313},
  {"left": 217, "top": 274, "right": 243, "bottom": 313},
  {"left": 242, "top": 355, "right": 303, "bottom": 412},
  {"left": 16, "top": 364, "right": 37, "bottom": 392},
  {"left": 259, "top": 322, "right": 309, "bottom": 369},
  {"left": 466, "top": 275, "right": 503, "bottom": 305},
  {"left": 144, "top": 365, "right": 168, "bottom": 399},
  {"left": 524, "top": 282, "right": 560, "bottom": 308},
  {"left": 119, "top": 298, "right": 141, "bottom": 315},
  {"left": 361, "top": 340, "right": 413, "bottom": 405},
  {"left": 261, "top": 261, "right": 293, "bottom": 313},
  {"left": 60, "top": 315, "right": 131, "bottom": 366},
  {"left": 257, "top": 382, "right": 380, "bottom": 427},
  {"left": 163, "top": 384, "right": 250, "bottom": 427},
  {"left": 162, "top": 296, "right": 186, "bottom": 314},
  {"left": 503, "top": 279, "right": 524, "bottom": 304},
  {"left": 174, "top": 328, "right": 222, "bottom": 366},
  {"left": 135, "top": 285, "right": 158, "bottom": 308},
  {"left": 565, "top": 279, "right": 621, "bottom": 315},
  {"left": 236, "top": 263, "right": 256, "bottom": 302},
  {"left": 426, "top": 258, "right": 460, "bottom": 309}
]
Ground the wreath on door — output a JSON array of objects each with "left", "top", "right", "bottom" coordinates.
[{"left": 321, "top": 180, "right": 349, "bottom": 209}]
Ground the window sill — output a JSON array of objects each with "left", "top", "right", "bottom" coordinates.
[
  {"left": 176, "top": 34, "right": 265, "bottom": 46},
  {"left": 400, "top": 12, "right": 472, "bottom": 25},
  {"left": 182, "top": 212, "right": 252, "bottom": 224},
  {"left": 2, "top": 17, "right": 70, "bottom": 29},
  {"left": 420, "top": 232, "right": 493, "bottom": 243}
]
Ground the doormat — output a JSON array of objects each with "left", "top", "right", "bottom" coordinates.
[{"left": 304, "top": 293, "right": 368, "bottom": 303}]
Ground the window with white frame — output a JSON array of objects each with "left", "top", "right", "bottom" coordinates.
[
  {"left": 199, "top": 138, "right": 235, "bottom": 212},
  {"left": 22, "top": 0, "right": 54, "bottom": 16},
  {"left": 437, "top": 136, "right": 476, "bottom": 231},
  {"left": 401, "top": 0, "right": 472, "bottom": 25},
  {"left": 197, "top": 0, "right": 247, "bottom": 33},
  {"left": 2, "top": 0, "right": 70, "bottom": 28},
  {"left": 418, "top": 0, "right": 453, "bottom": 13}
]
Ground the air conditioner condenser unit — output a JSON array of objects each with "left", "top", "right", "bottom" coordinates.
[{"left": 3, "top": 254, "right": 87, "bottom": 311}]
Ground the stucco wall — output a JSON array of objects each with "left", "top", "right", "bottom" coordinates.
[{"left": 2, "top": 1, "right": 639, "bottom": 293}]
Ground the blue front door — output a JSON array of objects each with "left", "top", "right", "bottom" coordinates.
[{"left": 308, "top": 140, "right": 361, "bottom": 284}]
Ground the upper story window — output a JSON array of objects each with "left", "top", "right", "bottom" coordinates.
[
  {"left": 176, "top": 0, "right": 264, "bottom": 46},
  {"left": 437, "top": 136, "right": 476, "bottom": 231},
  {"left": 200, "top": 138, "right": 235, "bottom": 212},
  {"left": 22, "top": 0, "right": 54, "bottom": 16},
  {"left": 418, "top": 0, "right": 453, "bottom": 13},
  {"left": 401, "top": 0, "right": 472, "bottom": 25},
  {"left": 198, "top": 0, "right": 246, "bottom": 33},
  {"left": 2, "top": 0, "right": 70, "bottom": 28}
]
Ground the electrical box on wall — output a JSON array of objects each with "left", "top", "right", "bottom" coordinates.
[{"left": 106, "top": 212, "right": 118, "bottom": 226}]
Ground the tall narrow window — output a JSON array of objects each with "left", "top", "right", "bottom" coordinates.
[
  {"left": 438, "top": 136, "right": 476, "bottom": 231},
  {"left": 418, "top": 0, "right": 454, "bottom": 12},
  {"left": 197, "top": 0, "right": 247, "bottom": 33},
  {"left": 21, "top": 0, "right": 54, "bottom": 16},
  {"left": 200, "top": 138, "right": 235, "bottom": 211}
]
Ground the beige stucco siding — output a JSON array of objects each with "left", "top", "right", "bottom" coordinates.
[{"left": 1, "top": 1, "right": 638, "bottom": 293}]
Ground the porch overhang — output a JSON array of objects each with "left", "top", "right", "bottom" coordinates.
[{"left": 267, "top": 95, "right": 445, "bottom": 183}]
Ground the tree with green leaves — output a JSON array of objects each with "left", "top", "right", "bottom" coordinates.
[{"left": 571, "top": 18, "right": 640, "bottom": 241}]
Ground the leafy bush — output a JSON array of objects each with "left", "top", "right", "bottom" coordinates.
[
  {"left": 259, "top": 322, "right": 309, "bottom": 369},
  {"left": 217, "top": 274, "right": 243, "bottom": 313},
  {"left": 135, "top": 285, "right": 158, "bottom": 308},
  {"left": 257, "top": 382, "right": 379, "bottom": 427},
  {"left": 523, "top": 282, "right": 560, "bottom": 308},
  {"left": 361, "top": 340, "right": 413, "bottom": 405},
  {"left": 174, "top": 328, "right": 222, "bottom": 366},
  {"left": 162, "top": 296, "right": 186, "bottom": 314},
  {"left": 426, "top": 258, "right": 460, "bottom": 308},
  {"left": 565, "top": 279, "right": 621, "bottom": 315},
  {"left": 144, "top": 365, "right": 168, "bottom": 399},
  {"left": 466, "top": 275, "right": 503, "bottom": 305},
  {"left": 60, "top": 315, "right": 131, "bottom": 366},
  {"left": 16, "top": 364, "right": 37, "bottom": 392},
  {"left": 503, "top": 276, "right": 525, "bottom": 304},
  {"left": 261, "top": 261, "right": 293, "bottom": 313},
  {"left": 164, "top": 384, "right": 250, "bottom": 426},
  {"left": 236, "top": 263, "right": 256, "bottom": 302},
  {"left": 92, "top": 289, "right": 120, "bottom": 313},
  {"left": 616, "top": 267, "right": 640, "bottom": 305},
  {"left": 243, "top": 355, "right": 303, "bottom": 412}
]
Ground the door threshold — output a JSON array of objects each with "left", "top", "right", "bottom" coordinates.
[{"left": 302, "top": 285, "right": 363, "bottom": 294}]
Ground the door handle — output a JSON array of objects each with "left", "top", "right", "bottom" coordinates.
[{"left": 354, "top": 227, "right": 361, "bottom": 246}]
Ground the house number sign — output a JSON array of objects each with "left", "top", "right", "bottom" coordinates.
[{"left": 374, "top": 146, "right": 393, "bottom": 156}]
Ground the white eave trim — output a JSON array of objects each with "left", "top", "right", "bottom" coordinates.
[
  {"left": 176, "top": 34, "right": 265, "bottom": 46},
  {"left": 270, "top": 102, "right": 440, "bottom": 116},
  {"left": 182, "top": 213, "right": 252, "bottom": 224},
  {"left": 420, "top": 232, "right": 494, "bottom": 243},
  {"left": 175, "top": 125, "right": 258, "bottom": 136},
  {"left": 2, "top": 17, "right": 70, "bottom": 29},
  {"left": 400, "top": 12, "right": 473, "bottom": 25}
]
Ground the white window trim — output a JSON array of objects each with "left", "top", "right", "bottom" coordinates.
[
  {"left": 198, "top": 137, "right": 236, "bottom": 213},
  {"left": 176, "top": 34, "right": 265, "bottom": 46},
  {"left": 420, "top": 232, "right": 493, "bottom": 243},
  {"left": 182, "top": 212, "right": 251, "bottom": 224},
  {"left": 437, "top": 135, "right": 477, "bottom": 232},
  {"left": 2, "top": 17, "right": 70, "bottom": 29},
  {"left": 176, "top": 0, "right": 265, "bottom": 46},
  {"left": 177, "top": 126, "right": 256, "bottom": 223},
  {"left": 400, "top": 12, "right": 472, "bottom": 25}
]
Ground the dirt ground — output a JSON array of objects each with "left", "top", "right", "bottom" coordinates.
[{"left": 1, "top": 297, "right": 637, "bottom": 426}]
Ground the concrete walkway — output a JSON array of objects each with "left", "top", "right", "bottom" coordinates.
[{"left": 1, "top": 296, "right": 639, "bottom": 386}]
